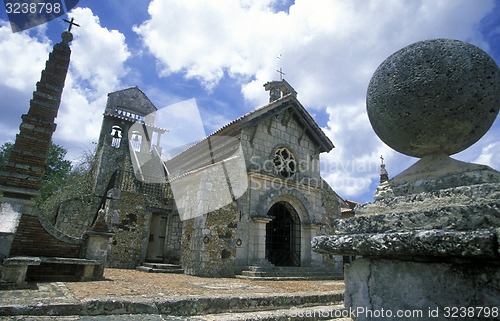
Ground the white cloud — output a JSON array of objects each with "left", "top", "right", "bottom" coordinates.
[
  {"left": 0, "top": 21, "right": 52, "bottom": 148},
  {"left": 0, "top": 8, "right": 131, "bottom": 165},
  {"left": 0, "top": 21, "right": 51, "bottom": 92},
  {"left": 134, "top": 0, "right": 498, "bottom": 202},
  {"left": 53, "top": 7, "right": 131, "bottom": 160},
  {"left": 473, "top": 142, "right": 500, "bottom": 168}
]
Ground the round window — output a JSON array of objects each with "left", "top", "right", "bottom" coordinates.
[{"left": 273, "top": 147, "right": 296, "bottom": 178}]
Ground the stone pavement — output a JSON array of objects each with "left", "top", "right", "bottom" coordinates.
[{"left": 0, "top": 270, "right": 350, "bottom": 320}]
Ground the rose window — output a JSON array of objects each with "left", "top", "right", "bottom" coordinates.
[{"left": 273, "top": 147, "right": 296, "bottom": 178}]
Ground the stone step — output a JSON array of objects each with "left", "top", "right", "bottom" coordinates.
[
  {"left": 236, "top": 275, "right": 342, "bottom": 281},
  {"left": 136, "top": 263, "right": 184, "bottom": 274},
  {"left": 0, "top": 291, "right": 345, "bottom": 318},
  {"left": 183, "top": 304, "right": 352, "bottom": 320},
  {"left": 142, "top": 262, "right": 182, "bottom": 270},
  {"left": 236, "top": 266, "right": 342, "bottom": 280}
]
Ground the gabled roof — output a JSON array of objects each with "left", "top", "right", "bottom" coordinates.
[
  {"left": 105, "top": 86, "right": 158, "bottom": 116},
  {"left": 165, "top": 93, "right": 334, "bottom": 178},
  {"left": 208, "top": 93, "right": 334, "bottom": 153}
]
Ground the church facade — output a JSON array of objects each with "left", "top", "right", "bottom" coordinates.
[{"left": 54, "top": 81, "right": 342, "bottom": 277}]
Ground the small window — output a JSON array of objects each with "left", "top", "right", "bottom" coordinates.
[
  {"left": 110, "top": 125, "right": 122, "bottom": 148},
  {"left": 273, "top": 147, "right": 296, "bottom": 178},
  {"left": 130, "top": 131, "right": 142, "bottom": 152}
]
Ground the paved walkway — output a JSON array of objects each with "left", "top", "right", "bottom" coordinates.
[{"left": 0, "top": 269, "right": 347, "bottom": 320}]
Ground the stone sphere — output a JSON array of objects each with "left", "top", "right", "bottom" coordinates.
[{"left": 367, "top": 39, "right": 500, "bottom": 157}]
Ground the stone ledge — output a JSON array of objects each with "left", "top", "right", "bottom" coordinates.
[
  {"left": 312, "top": 229, "right": 499, "bottom": 259},
  {"left": 3, "top": 256, "right": 41, "bottom": 266},
  {"left": 356, "top": 182, "right": 500, "bottom": 216},
  {"left": 3, "top": 256, "right": 99, "bottom": 266},
  {"left": 335, "top": 202, "right": 499, "bottom": 234}
]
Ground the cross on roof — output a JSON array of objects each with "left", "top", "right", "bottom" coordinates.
[
  {"left": 276, "top": 54, "right": 285, "bottom": 80},
  {"left": 380, "top": 155, "right": 384, "bottom": 164},
  {"left": 276, "top": 67, "right": 286, "bottom": 81},
  {"left": 63, "top": 17, "right": 80, "bottom": 32}
]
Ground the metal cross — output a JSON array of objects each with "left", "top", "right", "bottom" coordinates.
[
  {"left": 380, "top": 155, "right": 384, "bottom": 164},
  {"left": 276, "top": 67, "right": 286, "bottom": 80},
  {"left": 276, "top": 54, "right": 285, "bottom": 80},
  {"left": 63, "top": 17, "right": 80, "bottom": 32}
]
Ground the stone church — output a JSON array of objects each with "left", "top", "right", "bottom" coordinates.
[{"left": 53, "top": 80, "right": 343, "bottom": 277}]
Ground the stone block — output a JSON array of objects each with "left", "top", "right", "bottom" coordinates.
[
  {"left": 0, "top": 265, "right": 28, "bottom": 284},
  {"left": 345, "top": 258, "right": 500, "bottom": 321}
]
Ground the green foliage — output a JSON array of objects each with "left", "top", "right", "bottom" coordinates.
[
  {"left": 0, "top": 141, "right": 76, "bottom": 204},
  {"left": 39, "top": 143, "right": 73, "bottom": 204},
  {"left": 37, "top": 146, "right": 98, "bottom": 221},
  {"left": 0, "top": 142, "right": 13, "bottom": 170}
]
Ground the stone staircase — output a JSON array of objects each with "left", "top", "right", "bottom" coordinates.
[
  {"left": 180, "top": 304, "right": 352, "bottom": 320},
  {"left": 236, "top": 266, "right": 343, "bottom": 280},
  {"left": 0, "top": 289, "right": 352, "bottom": 320},
  {"left": 135, "top": 262, "right": 184, "bottom": 274}
]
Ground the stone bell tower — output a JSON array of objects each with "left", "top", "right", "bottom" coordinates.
[{"left": 92, "top": 87, "right": 166, "bottom": 197}]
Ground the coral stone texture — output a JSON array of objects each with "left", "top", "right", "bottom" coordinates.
[{"left": 367, "top": 39, "right": 500, "bottom": 158}]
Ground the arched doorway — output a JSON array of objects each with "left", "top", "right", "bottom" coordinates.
[{"left": 265, "top": 201, "right": 301, "bottom": 266}]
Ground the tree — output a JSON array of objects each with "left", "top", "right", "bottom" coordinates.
[
  {"left": 0, "top": 141, "right": 73, "bottom": 203},
  {"left": 0, "top": 142, "right": 13, "bottom": 169}
]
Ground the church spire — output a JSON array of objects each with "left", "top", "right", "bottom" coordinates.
[
  {"left": 374, "top": 155, "right": 394, "bottom": 201},
  {"left": 379, "top": 155, "right": 389, "bottom": 183},
  {"left": 0, "top": 26, "right": 74, "bottom": 200}
]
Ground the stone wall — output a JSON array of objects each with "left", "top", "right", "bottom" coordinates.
[
  {"left": 319, "top": 178, "right": 343, "bottom": 272},
  {"left": 242, "top": 114, "right": 322, "bottom": 188},
  {"left": 106, "top": 191, "right": 149, "bottom": 268},
  {"left": 165, "top": 213, "right": 182, "bottom": 263},
  {"left": 181, "top": 202, "right": 239, "bottom": 277},
  {"left": 52, "top": 196, "right": 96, "bottom": 238}
]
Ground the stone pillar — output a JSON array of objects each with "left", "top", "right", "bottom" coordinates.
[
  {"left": 250, "top": 216, "right": 273, "bottom": 266},
  {"left": 83, "top": 231, "right": 113, "bottom": 279},
  {"left": 82, "top": 209, "right": 114, "bottom": 279},
  {"left": 303, "top": 223, "right": 322, "bottom": 266}
]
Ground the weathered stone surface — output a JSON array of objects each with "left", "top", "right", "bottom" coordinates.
[
  {"left": 354, "top": 182, "right": 499, "bottom": 219},
  {"left": 335, "top": 204, "right": 500, "bottom": 235},
  {"left": 345, "top": 258, "right": 500, "bottom": 321},
  {"left": 313, "top": 229, "right": 498, "bottom": 259},
  {"left": 367, "top": 38, "right": 500, "bottom": 158},
  {"left": 389, "top": 154, "right": 500, "bottom": 195}
]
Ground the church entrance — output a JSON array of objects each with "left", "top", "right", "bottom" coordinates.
[{"left": 265, "top": 202, "right": 301, "bottom": 266}]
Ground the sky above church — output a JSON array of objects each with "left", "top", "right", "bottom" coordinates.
[{"left": 0, "top": 0, "right": 499, "bottom": 204}]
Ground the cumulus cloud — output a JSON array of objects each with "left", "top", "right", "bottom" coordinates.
[
  {"left": 53, "top": 7, "right": 131, "bottom": 160},
  {"left": 0, "top": 21, "right": 52, "bottom": 142},
  {"left": 0, "top": 8, "right": 131, "bottom": 164},
  {"left": 134, "top": 0, "right": 498, "bottom": 202}
]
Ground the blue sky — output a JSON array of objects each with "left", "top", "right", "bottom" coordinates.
[{"left": 0, "top": 0, "right": 499, "bottom": 203}]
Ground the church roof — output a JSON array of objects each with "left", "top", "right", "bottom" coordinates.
[
  {"left": 165, "top": 92, "right": 334, "bottom": 178},
  {"left": 208, "top": 93, "right": 334, "bottom": 153},
  {"left": 105, "top": 86, "right": 158, "bottom": 117},
  {"left": 104, "top": 86, "right": 166, "bottom": 132}
]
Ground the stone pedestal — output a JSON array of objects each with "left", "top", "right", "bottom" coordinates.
[
  {"left": 82, "top": 209, "right": 114, "bottom": 279},
  {"left": 313, "top": 182, "right": 500, "bottom": 321},
  {"left": 345, "top": 258, "right": 500, "bottom": 321},
  {"left": 82, "top": 231, "right": 113, "bottom": 279}
]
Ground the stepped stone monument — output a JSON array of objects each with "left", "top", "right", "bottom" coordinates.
[
  {"left": 313, "top": 39, "right": 500, "bottom": 320},
  {"left": 1, "top": 24, "right": 113, "bottom": 285}
]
